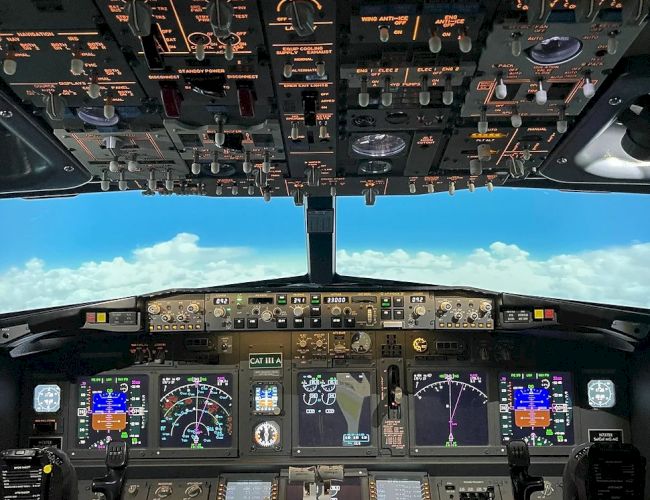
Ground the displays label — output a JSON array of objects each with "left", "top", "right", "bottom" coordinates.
[
  {"left": 249, "top": 353, "right": 283, "bottom": 369},
  {"left": 589, "top": 429, "right": 623, "bottom": 443}
]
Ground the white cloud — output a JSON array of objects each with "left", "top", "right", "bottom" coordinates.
[
  {"left": 338, "top": 241, "right": 650, "bottom": 308},
  {"left": 0, "top": 234, "right": 649, "bottom": 313}
]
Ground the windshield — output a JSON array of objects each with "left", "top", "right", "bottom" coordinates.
[
  {"left": 2, "top": 188, "right": 650, "bottom": 314},
  {"left": 337, "top": 189, "right": 650, "bottom": 309},
  {"left": 0, "top": 193, "right": 307, "bottom": 313}
]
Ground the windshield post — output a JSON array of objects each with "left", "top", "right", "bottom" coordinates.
[{"left": 305, "top": 196, "right": 336, "bottom": 284}]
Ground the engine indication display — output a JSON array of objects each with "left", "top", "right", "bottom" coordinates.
[
  {"left": 499, "top": 372, "right": 574, "bottom": 446},
  {"left": 159, "top": 374, "right": 234, "bottom": 449},
  {"left": 76, "top": 375, "right": 148, "bottom": 450},
  {"left": 298, "top": 372, "right": 372, "bottom": 448},
  {"left": 253, "top": 383, "right": 281, "bottom": 414},
  {"left": 412, "top": 372, "right": 489, "bottom": 447}
]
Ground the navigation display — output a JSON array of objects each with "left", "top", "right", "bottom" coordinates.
[
  {"left": 499, "top": 372, "right": 574, "bottom": 446},
  {"left": 376, "top": 479, "right": 423, "bottom": 500},
  {"left": 225, "top": 481, "right": 272, "bottom": 500},
  {"left": 285, "top": 477, "right": 363, "bottom": 499},
  {"left": 297, "top": 372, "right": 372, "bottom": 448},
  {"left": 412, "top": 372, "right": 489, "bottom": 446},
  {"left": 76, "top": 375, "right": 148, "bottom": 449},
  {"left": 159, "top": 374, "right": 234, "bottom": 449}
]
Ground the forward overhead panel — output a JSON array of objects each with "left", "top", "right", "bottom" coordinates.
[{"left": 0, "top": 1, "right": 647, "bottom": 197}]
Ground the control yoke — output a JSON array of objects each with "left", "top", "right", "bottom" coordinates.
[
  {"left": 92, "top": 441, "right": 129, "bottom": 500},
  {"left": 506, "top": 441, "right": 545, "bottom": 500}
]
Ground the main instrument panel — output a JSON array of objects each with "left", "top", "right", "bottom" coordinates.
[{"left": 11, "top": 285, "right": 635, "bottom": 500}]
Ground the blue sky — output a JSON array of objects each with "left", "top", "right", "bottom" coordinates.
[
  {"left": 2, "top": 188, "right": 650, "bottom": 311},
  {"left": 1, "top": 188, "right": 649, "bottom": 268}
]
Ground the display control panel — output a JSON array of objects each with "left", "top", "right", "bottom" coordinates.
[{"left": 147, "top": 291, "right": 495, "bottom": 333}]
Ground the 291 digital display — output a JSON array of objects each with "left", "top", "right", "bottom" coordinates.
[{"left": 76, "top": 375, "right": 148, "bottom": 450}]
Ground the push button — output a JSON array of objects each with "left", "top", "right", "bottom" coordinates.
[
  {"left": 310, "top": 306, "right": 321, "bottom": 316},
  {"left": 381, "top": 309, "right": 392, "bottom": 320},
  {"left": 393, "top": 309, "right": 404, "bottom": 319},
  {"left": 234, "top": 318, "right": 245, "bottom": 329},
  {"left": 393, "top": 297, "right": 404, "bottom": 307},
  {"left": 247, "top": 318, "right": 258, "bottom": 329},
  {"left": 276, "top": 317, "right": 287, "bottom": 328},
  {"left": 344, "top": 317, "right": 356, "bottom": 328},
  {"left": 294, "top": 318, "right": 304, "bottom": 328},
  {"left": 331, "top": 317, "right": 342, "bottom": 328},
  {"left": 310, "top": 317, "right": 322, "bottom": 328}
]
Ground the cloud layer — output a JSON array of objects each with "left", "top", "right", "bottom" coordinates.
[{"left": 1, "top": 233, "right": 649, "bottom": 313}]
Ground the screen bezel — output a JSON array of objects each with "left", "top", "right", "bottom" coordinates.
[
  {"left": 158, "top": 372, "right": 238, "bottom": 453},
  {"left": 497, "top": 370, "right": 576, "bottom": 448},
  {"left": 409, "top": 369, "right": 491, "bottom": 448},
  {"left": 67, "top": 373, "right": 150, "bottom": 457},
  {"left": 292, "top": 368, "right": 378, "bottom": 457}
]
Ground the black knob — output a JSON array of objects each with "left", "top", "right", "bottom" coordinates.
[{"left": 285, "top": 0, "right": 316, "bottom": 37}]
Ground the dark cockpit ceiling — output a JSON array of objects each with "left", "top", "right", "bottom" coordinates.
[{"left": 0, "top": 0, "right": 648, "bottom": 201}]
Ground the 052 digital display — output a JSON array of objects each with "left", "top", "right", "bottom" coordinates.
[
  {"left": 76, "top": 375, "right": 148, "bottom": 450},
  {"left": 298, "top": 372, "right": 372, "bottom": 448},
  {"left": 412, "top": 372, "right": 489, "bottom": 447},
  {"left": 499, "top": 372, "right": 574, "bottom": 446},
  {"left": 159, "top": 374, "right": 234, "bottom": 449}
]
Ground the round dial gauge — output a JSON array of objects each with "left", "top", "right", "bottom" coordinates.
[
  {"left": 587, "top": 379, "right": 616, "bottom": 408},
  {"left": 253, "top": 421, "right": 280, "bottom": 448},
  {"left": 33, "top": 384, "right": 61, "bottom": 413},
  {"left": 351, "top": 332, "right": 372, "bottom": 353},
  {"left": 412, "top": 337, "right": 428, "bottom": 353}
]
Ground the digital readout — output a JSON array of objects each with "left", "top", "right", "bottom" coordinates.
[
  {"left": 410, "top": 296, "right": 426, "bottom": 303},
  {"left": 291, "top": 297, "right": 307, "bottom": 304},
  {"left": 214, "top": 297, "right": 229, "bottom": 305},
  {"left": 325, "top": 297, "right": 349, "bottom": 304}
]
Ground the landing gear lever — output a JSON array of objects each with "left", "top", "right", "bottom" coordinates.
[
  {"left": 92, "top": 441, "right": 129, "bottom": 500},
  {"left": 507, "top": 440, "right": 545, "bottom": 500},
  {"left": 387, "top": 364, "right": 403, "bottom": 419}
]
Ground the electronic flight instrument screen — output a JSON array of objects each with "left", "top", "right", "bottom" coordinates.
[
  {"left": 499, "top": 372, "right": 574, "bottom": 446},
  {"left": 298, "top": 372, "right": 372, "bottom": 448},
  {"left": 224, "top": 481, "right": 273, "bottom": 500},
  {"left": 375, "top": 479, "right": 424, "bottom": 500},
  {"left": 159, "top": 374, "right": 234, "bottom": 449},
  {"left": 412, "top": 372, "right": 489, "bottom": 446},
  {"left": 76, "top": 375, "right": 148, "bottom": 449}
]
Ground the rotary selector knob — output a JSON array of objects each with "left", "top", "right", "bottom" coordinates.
[
  {"left": 127, "top": 484, "right": 139, "bottom": 496},
  {"left": 161, "top": 313, "right": 173, "bottom": 323},
  {"left": 208, "top": 0, "right": 234, "bottom": 38},
  {"left": 176, "top": 313, "right": 187, "bottom": 322},
  {"left": 214, "top": 307, "right": 227, "bottom": 318},
  {"left": 298, "top": 338, "right": 308, "bottom": 349},
  {"left": 293, "top": 306, "right": 305, "bottom": 317},
  {"left": 185, "top": 485, "right": 203, "bottom": 498},
  {"left": 480, "top": 301, "right": 493, "bottom": 314},
  {"left": 413, "top": 305, "right": 427, "bottom": 318},
  {"left": 453, "top": 311, "right": 463, "bottom": 321},
  {"left": 468, "top": 311, "right": 479, "bottom": 322},
  {"left": 154, "top": 485, "right": 173, "bottom": 498},
  {"left": 261, "top": 310, "right": 273, "bottom": 322},
  {"left": 284, "top": 0, "right": 316, "bottom": 37},
  {"left": 331, "top": 306, "right": 342, "bottom": 316},
  {"left": 315, "top": 339, "right": 324, "bottom": 348},
  {"left": 147, "top": 304, "right": 161, "bottom": 315},
  {"left": 187, "top": 303, "right": 200, "bottom": 314},
  {"left": 438, "top": 301, "right": 453, "bottom": 313}
]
